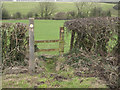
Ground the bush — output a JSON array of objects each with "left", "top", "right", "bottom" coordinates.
[
  {"left": 35, "top": 13, "right": 39, "bottom": 19},
  {"left": 54, "top": 12, "right": 67, "bottom": 20},
  {"left": 2, "top": 8, "right": 10, "bottom": 19},
  {"left": 90, "top": 7, "right": 111, "bottom": 17},
  {"left": 67, "top": 11, "right": 76, "bottom": 19},
  {"left": 1, "top": 23, "right": 29, "bottom": 67},
  {"left": 27, "top": 11, "right": 33, "bottom": 18},
  {"left": 13, "top": 12, "right": 22, "bottom": 19}
]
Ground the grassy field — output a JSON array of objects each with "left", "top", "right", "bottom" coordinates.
[
  {"left": 2, "top": 20, "right": 71, "bottom": 55},
  {"left": 2, "top": 2, "right": 117, "bottom": 16}
]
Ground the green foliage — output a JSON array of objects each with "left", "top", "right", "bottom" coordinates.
[
  {"left": 38, "top": 84, "right": 48, "bottom": 88},
  {"left": 16, "top": 80, "right": 29, "bottom": 88}
]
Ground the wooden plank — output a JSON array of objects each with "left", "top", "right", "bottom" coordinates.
[
  {"left": 59, "top": 27, "right": 64, "bottom": 55},
  {"left": 70, "top": 30, "right": 75, "bottom": 51},
  {"left": 36, "top": 48, "right": 59, "bottom": 52},
  {"left": 29, "top": 18, "right": 35, "bottom": 74},
  {"left": 35, "top": 39, "right": 59, "bottom": 43}
]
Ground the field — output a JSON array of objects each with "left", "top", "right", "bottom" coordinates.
[
  {"left": 2, "top": 20, "right": 71, "bottom": 55},
  {"left": 2, "top": 2, "right": 118, "bottom": 89},
  {"left": 3, "top": 2, "right": 118, "bottom": 16}
]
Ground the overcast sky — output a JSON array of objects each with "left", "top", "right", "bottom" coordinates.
[{"left": 2, "top": 0, "right": 120, "bottom": 2}]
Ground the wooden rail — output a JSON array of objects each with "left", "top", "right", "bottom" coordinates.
[
  {"left": 35, "top": 39, "right": 59, "bottom": 43},
  {"left": 36, "top": 48, "right": 59, "bottom": 52}
]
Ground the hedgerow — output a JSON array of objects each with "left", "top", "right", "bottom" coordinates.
[{"left": 1, "top": 23, "right": 29, "bottom": 68}]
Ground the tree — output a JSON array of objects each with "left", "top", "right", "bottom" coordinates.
[
  {"left": 74, "top": 2, "right": 97, "bottom": 18},
  {"left": 27, "top": 12, "right": 33, "bottom": 18},
  {"left": 39, "top": 2, "right": 56, "bottom": 19},
  {"left": 2, "top": 8, "right": 10, "bottom": 19},
  {"left": 13, "top": 12, "right": 22, "bottom": 19},
  {"left": 1, "top": 3, "right": 10, "bottom": 19}
]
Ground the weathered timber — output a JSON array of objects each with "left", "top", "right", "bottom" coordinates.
[
  {"left": 59, "top": 27, "right": 64, "bottom": 55},
  {"left": 36, "top": 48, "right": 59, "bottom": 52},
  {"left": 35, "top": 40, "right": 59, "bottom": 43},
  {"left": 29, "top": 18, "right": 35, "bottom": 74}
]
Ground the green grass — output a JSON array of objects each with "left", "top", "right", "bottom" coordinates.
[
  {"left": 2, "top": 73, "right": 107, "bottom": 88},
  {"left": 3, "top": 2, "right": 117, "bottom": 16},
  {"left": 2, "top": 19, "right": 71, "bottom": 55}
]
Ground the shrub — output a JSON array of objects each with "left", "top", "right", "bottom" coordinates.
[
  {"left": 90, "top": 7, "right": 111, "bottom": 17},
  {"left": 54, "top": 12, "right": 67, "bottom": 20},
  {"left": 35, "top": 13, "right": 39, "bottom": 19},
  {"left": 1, "top": 23, "right": 29, "bottom": 67},
  {"left": 13, "top": 12, "right": 22, "bottom": 19},
  {"left": 2, "top": 8, "right": 10, "bottom": 19},
  {"left": 67, "top": 11, "right": 76, "bottom": 19},
  {"left": 90, "top": 7, "right": 102, "bottom": 17},
  {"left": 27, "top": 11, "right": 33, "bottom": 18},
  {"left": 22, "top": 14, "right": 27, "bottom": 19}
]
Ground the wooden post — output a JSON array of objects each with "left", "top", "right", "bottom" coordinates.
[
  {"left": 59, "top": 27, "right": 64, "bottom": 55},
  {"left": 0, "top": 17, "right": 2, "bottom": 89},
  {"left": 29, "top": 18, "right": 35, "bottom": 74},
  {"left": 70, "top": 30, "right": 75, "bottom": 51}
]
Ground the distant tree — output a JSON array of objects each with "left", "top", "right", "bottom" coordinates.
[
  {"left": 13, "top": 12, "right": 22, "bottom": 19},
  {"left": 2, "top": 8, "right": 10, "bottom": 19},
  {"left": 35, "top": 13, "right": 39, "bottom": 19},
  {"left": 1, "top": 3, "right": 10, "bottom": 19},
  {"left": 27, "top": 12, "right": 33, "bottom": 18},
  {"left": 90, "top": 7, "right": 103, "bottom": 17},
  {"left": 75, "top": 2, "right": 96, "bottom": 18},
  {"left": 67, "top": 10, "right": 76, "bottom": 19},
  {"left": 38, "top": 2, "right": 56, "bottom": 19}
]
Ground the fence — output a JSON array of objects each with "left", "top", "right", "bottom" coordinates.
[{"left": 29, "top": 18, "right": 64, "bottom": 74}]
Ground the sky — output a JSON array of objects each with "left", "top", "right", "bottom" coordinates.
[{"left": 2, "top": 0, "right": 120, "bottom": 2}]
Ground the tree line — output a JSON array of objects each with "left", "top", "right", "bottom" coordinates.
[{"left": 2, "top": 2, "right": 112, "bottom": 20}]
